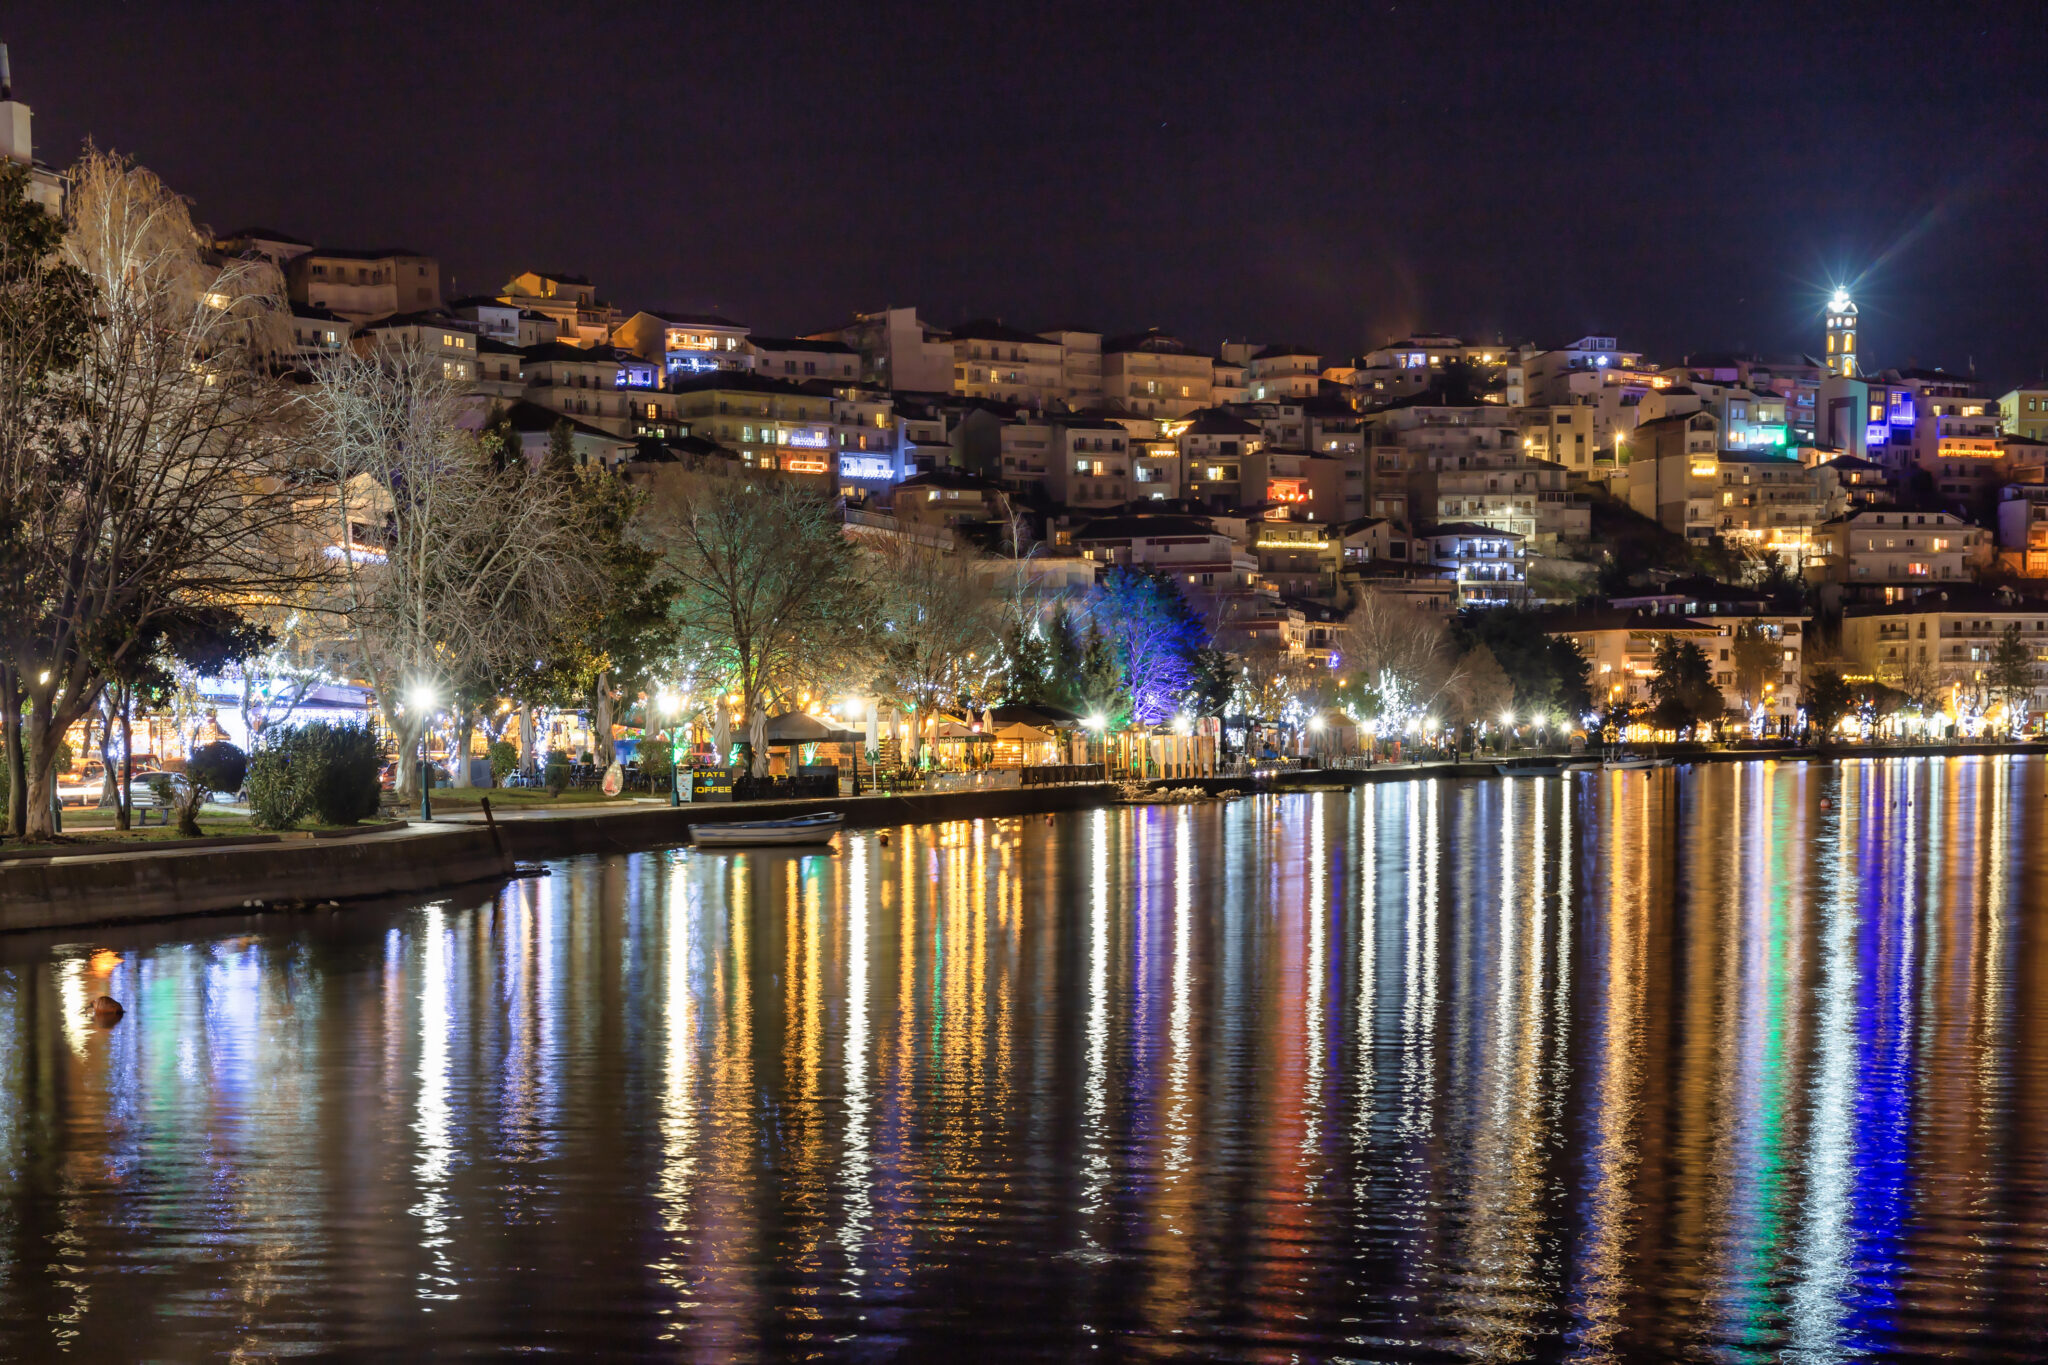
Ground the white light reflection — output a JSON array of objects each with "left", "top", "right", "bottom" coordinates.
[
  {"left": 654, "top": 851, "right": 699, "bottom": 1335},
  {"left": 410, "top": 903, "right": 458, "bottom": 1302},
  {"left": 1081, "top": 806, "right": 1111, "bottom": 1228},
  {"left": 1789, "top": 766, "right": 1858, "bottom": 1357},
  {"left": 1303, "top": 793, "right": 1326, "bottom": 1154},
  {"left": 1166, "top": 805, "right": 1194, "bottom": 1175},
  {"left": 839, "top": 837, "right": 873, "bottom": 1270},
  {"left": 1353, "top": 786, "right": 1377, "bottom": 1157}
]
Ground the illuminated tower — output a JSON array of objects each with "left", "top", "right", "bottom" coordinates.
[{"left": 1824, "top": 288, "right": 1859, "bottom": 377}]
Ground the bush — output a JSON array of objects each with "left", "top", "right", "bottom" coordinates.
[
  {"left": 544, "top": 747, "right": 570, "bottom": 797},
  {"left": 639, "top": 740, "right": 672, "bottom": 781},
  {"left": 187, "top": 741, "right": 248, "bottom": 798},
  {"left": 245, "top": 722, "right": 387, "bottom": 829},
  {"left": 177, "top": 741, "right": 247, "bottom": 837},
  {"left": 488, "top": 740, "right": 519, "bottom": 784},
  {"left": 245, "top": 745, "right": 301, "bottom": 829}
]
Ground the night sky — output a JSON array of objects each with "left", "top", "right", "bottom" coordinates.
[{"left": 10, "top": 4, "right": 2045, "bottom": 384}]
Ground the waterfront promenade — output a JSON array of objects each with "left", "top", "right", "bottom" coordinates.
[{"left": 7, "top": 741, "right": 2044, "bottom": 933}]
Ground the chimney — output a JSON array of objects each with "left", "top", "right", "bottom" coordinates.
[{"left": 1, "top": 44, "right": 11, "bottom": 101}]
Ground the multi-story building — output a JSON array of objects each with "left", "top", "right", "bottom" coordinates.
[
  {"left": 1620, "top": 410, "right": 1723, "bottom": 543},
  {"left": 1103, "top": 330, "right": 1213, "bottom": 417},
  {"left": 949, "top": 320, "right": 1064, "bottom": 407},
  {"left": 1179, "top": 410, "right": 1267, "bottom": 510},
  {"left": 1546, "top": 605, "right": 1805, "bottom": 725},
  {"left": 1818, "top": 370, "right": 1917, "bottom": 476},
  {"left": 288, "top": 305, "right": 352, "bottom": 362},
  {"left": 288, "top": 247, "right": 441, "bottom": 323},
  {"left": 1702, "top": 450, "right": 1826, "bottom": 558},
  {"left": 1519, "top": 336, "right": 1648, "bottom": 406},
  {"left": 611, "top": 310, "right": 750, "bottom": 377},
  {"left": 360, "top": 312, "right": 478, "bottom": 383},
  {"left": 1071, "top": 513, "right": 1256, "bottom": 591},
  {"left": 1841, "top": 591, "right": 2048, "bottom": 717},
  {"left": 668, "top": 372, "right": 836, "bottom": 474},
  {"left": 1046, "top": 417, "right": 1132, "bottom": 509},
  {"left": 519, "top": 342, "right": 663, "bottom": 436},
  {"left": 1245, "top": 345, "right": 1321, "bottom": 402},
  {"left": 1811, "top": 454, "right": 1895, "bottom": 520},
  {"left": 748, "top": 335, "right": 861, "bottom": 383},
  {"left": 1994, "top": 485, "right": 2048, "bottom": 576},
  {"left": 0, "top": 52, "right": 66, "bottom": 212},
  {"left": 1884, "top": 368, "right": 2000, "bottom": 477},
  {"left": 1423, "top": 523, "right": 1525, "bottom": 606},
  {"left": 1519, "top": 402, "right": 1598, "bottom": 474},
  {"left": 1349, "top": 335, "right": 1513, "bottom": 404},
  {"left": 1808, "top": 507, "right": 1989, "bottom": 603},
  {"left": 501, "top": 271, "right": 616, "bottom": 347},
  {"left": 1360, "top": 397, "right": 1524, "bottom": 530},
  {"left": 1999, "top": 386, "right": 2048, "bottom": 443},
  {"left": 1211, "top": 349, "right": 1249, "bottom": 405},
  {"left": 450, "top": 295, "right": 556, "bottom": 349},
  {"left": 823, "top": 308, "right": 955, "bottom": 393},
  {"left": 1037, "top": 329, "right": 1103, "bottom": 407},
  {"left": 1435, "top": 454, "right": 1589, "bottom": 549}
]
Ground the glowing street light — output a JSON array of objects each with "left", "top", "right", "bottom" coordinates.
[{"left": 409, "top": 684, "right": 436, "bottom": 822}]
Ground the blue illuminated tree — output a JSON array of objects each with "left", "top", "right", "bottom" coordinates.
[{"left": 1094, "top": 567, "right": 1209, "bottom": 727}]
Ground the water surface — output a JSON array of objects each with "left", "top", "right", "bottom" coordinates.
[{"left": 3, "top": 758, "right": 2047, "bottom": 1360}]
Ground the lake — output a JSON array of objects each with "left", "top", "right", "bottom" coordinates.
[{"left": 3, "top": 758, "right": 2046, "bottom": 1360}]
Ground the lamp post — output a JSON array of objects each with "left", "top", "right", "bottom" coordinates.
[
  {"left": 844, "top": 697, "right": 866, "bottom": 796},
  {"left": 411, "top": 686, "right": 435, "bottom": 822},
  {"left": 660, "top": 692, "right": 682, "bottom": 806}
]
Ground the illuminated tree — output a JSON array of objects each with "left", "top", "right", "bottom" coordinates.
[
  {"left": 1093, "top": 566, "right": 1208, "bottom": 726},
  {"left": 1988, "top": 623, "right": 2038, "bottom": 733}
]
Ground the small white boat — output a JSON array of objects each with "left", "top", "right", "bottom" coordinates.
[
  {"left": 1603, "top": 755, "right": 1658, "bottom": 770},
  {"left": 689, "top": 811, "right": 844, "bottom": 848}
]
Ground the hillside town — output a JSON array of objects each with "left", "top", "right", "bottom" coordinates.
[{"left": 4, "top": 56, "right": 2047, "bottom": 844}]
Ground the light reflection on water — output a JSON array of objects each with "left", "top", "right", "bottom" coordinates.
[{"left": 2, "top": 758, "right": 2047, "bottom": 1359}]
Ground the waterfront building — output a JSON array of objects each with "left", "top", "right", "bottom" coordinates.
[{"left": 1841, "top": 589, "right": 2048, "bottom": 716}]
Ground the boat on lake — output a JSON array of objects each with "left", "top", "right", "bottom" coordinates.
[
  {"left": 1603, "top": 754, "right": 1664, "bottom": 770},
  {"left": 688, "top": 811, "right": 844, "bottom": 848},
  {"left": 1495, "top": 759, "right": 1573, "bottom": 776}
]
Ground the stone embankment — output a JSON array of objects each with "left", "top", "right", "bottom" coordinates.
[{"left": 6, "top": 743, "right": 2045, "bottom": 932}]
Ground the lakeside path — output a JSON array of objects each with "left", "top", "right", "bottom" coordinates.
[{"left": 8, "top": 743, "right": 2045, "bottom": 933}]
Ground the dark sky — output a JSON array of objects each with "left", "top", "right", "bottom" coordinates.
[{"left": 10, "top": 3, "right": 2045, "bottom": 385}]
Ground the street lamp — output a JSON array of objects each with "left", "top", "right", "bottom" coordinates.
[
  {"left": 410, "top": 685, "right": 435, "bottom": 822},
  {"left": 659, "top": 691, "right": 682, "bottom": 806}
]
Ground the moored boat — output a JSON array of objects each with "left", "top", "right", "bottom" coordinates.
[
  {"left": 1603, "top": 755, "right": 1658, "bottom": 770},
  {"left": 688, "top": 811, "right": 844, "bottom": 848},
  {"left": 1495, "top": 759, "right": 1572, "bottom": 776}
]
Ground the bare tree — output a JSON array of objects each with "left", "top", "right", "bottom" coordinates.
[
  {"left": 857, "top": 532, "right": 1004, "bottom": 718},
  {"left": 4, "top": 150, "right": 323, "bottom": 838},
  {"left": 1338, "top": 589, "right": 1460, "bottom": 724},
  {"left": 654, "top": 477, "right": 871, "bottom": 776},
  {"left": 301, "top": 342, "right": 598, "bottom": 797}
]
